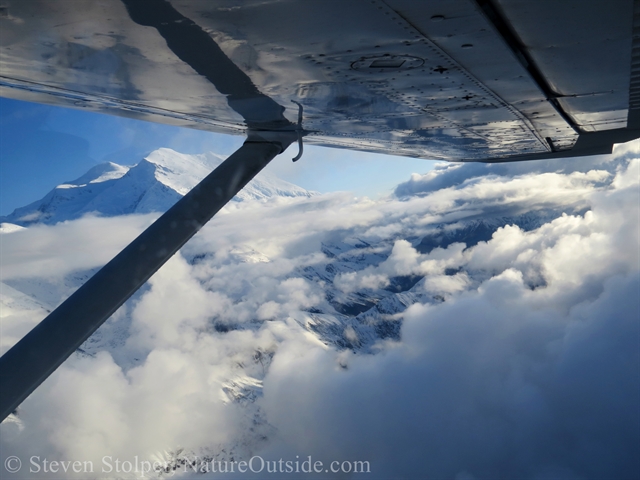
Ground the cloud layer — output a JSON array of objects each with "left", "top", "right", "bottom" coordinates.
[{"left": 1, "top": 141, "right": 638, "bottom": 479}]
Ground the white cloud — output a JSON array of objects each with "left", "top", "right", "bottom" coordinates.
[
  {"left": 1, "top": 141, "right": 638, "bottom": 479},
  {"left": 261, "top": 272, "right": 639, "bottom": 480},
  {"left": 0, "top": 214, "right": 157, "bottom": 280}
]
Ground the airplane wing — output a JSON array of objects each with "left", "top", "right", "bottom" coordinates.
[
  {"left": 0, "top": 0, "right": 637, "bottom": 422},
  {"left": 1, "top": 0, "right": 638, "bottom": 162}
]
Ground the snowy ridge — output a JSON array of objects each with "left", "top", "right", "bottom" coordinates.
[
  {"left": 0, "top": 223, "right": 25, "bottom": 234},
  {"left": 0, "top": 282, "right": 51, "bottom": 317},
  {"left": 1, "top": 148, "right": 313, "bottom": 226}
]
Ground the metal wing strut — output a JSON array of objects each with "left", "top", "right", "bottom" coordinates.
[
  {"left": 0, "top": 134, "right": 293, "bottom": 422},
  {"left": 0, "top": 0, "right": 302, "bottom": 422}
]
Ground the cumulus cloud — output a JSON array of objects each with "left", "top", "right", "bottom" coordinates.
[
  {"left": 0, "top": 214, "right": 158, "bottom": 280},
  {"left": 262, "top": 272, "right": 639, "bottom": 479},
  {"left": 0, "top": 141, "right": 638, "bottom": 479}
]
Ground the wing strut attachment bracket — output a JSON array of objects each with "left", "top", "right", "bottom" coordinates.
[{"left": 291, "top": 100, "right": 304, "bottom": 162}]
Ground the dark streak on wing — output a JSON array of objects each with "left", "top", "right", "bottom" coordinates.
[
  {"left": 473, "top": 0, "right": 580, "bottom": 139},
  {"left": 627, "top": 0, "right": 640, "bottom": 129},
  {"left": 120, "top": 0, "right": 293, "bottom": 130}
]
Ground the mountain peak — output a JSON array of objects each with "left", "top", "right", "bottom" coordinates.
[
  {"left": 1, "top": 148, "right": 313, "bottom": 226},
  {"left": 141, "top": 149, "right": 224, "bottom": 196},
  {"left": 66, "top": 162, "right": 129, "bottom": 186}
]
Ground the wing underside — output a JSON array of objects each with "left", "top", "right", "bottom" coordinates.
[{"left": 1, "top": 0, "right": 638, "bottom": 162}]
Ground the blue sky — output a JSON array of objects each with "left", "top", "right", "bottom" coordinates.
[
  {"left": 0, "top": 97, "right": 436, "bottom": 215},
  {"left": 1, "top": 94, "right": 639, "bottom": 479}
]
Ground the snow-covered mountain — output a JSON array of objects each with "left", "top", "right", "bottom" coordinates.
[
  {"left": 1, "top": 148, "right": 313, "bottom": 226},
  {"left": 1, "top": 149, "right": 589, "bottom": 355},
  {"left": 1, "top": 149, "right": 614, "bottom": 477}
]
